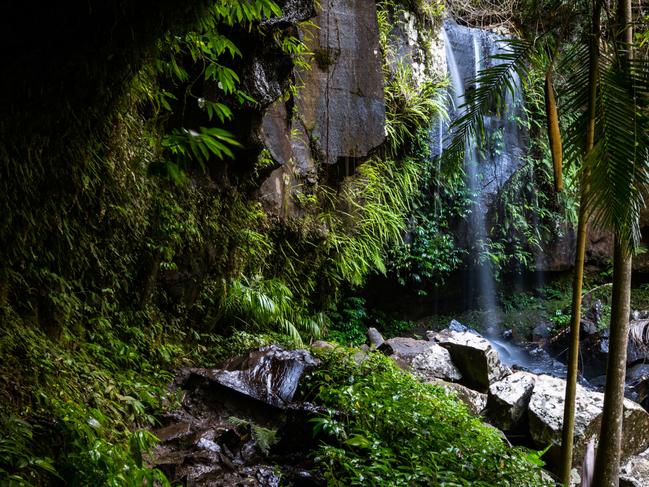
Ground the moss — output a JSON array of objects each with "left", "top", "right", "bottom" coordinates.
[{"left": 313, "top": 48, "right": 335, "bottom": 70}]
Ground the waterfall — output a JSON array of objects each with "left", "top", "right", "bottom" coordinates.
[{"left": 441, "top": 20, "right": 526, "bottom": 328}]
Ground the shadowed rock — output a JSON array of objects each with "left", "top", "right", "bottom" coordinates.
[
  {"left": 192, "top": 345, "right": 320, "bottom": 408},
  {"left": 367, "top": 327, "right": 385, "bottom": 349},
  {"left": 153, "top": 345, "right": 325, "bottom": 486}
]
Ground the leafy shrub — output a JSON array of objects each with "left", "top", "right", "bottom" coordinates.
[
  {"left": 326, "top": 297, "right": 369, "bottom": 346},
  {"left": 302, "top": 349, "right": 553, "bottom": 486}
]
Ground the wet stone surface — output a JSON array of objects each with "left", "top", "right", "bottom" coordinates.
[{"left": 152, "top": 346, "right": 325, "bottom": 486}]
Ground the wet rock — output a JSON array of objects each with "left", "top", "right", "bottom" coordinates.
[
  {"left": 262, "top": 0, "right": 317, "bottom": 28},
  {"left": 486, "top": 372, "right": 536, "bottom": 431},
  {"left": 527, "top": 375, "right": 649, "bottom": 471},
  {"left": 631, "top": 310, "right": 649, "bottom": 320},
  {"left": 380, "top": 337, "right": 462, "bottom": 382},
  {"left": 431, "top": 329, "right": 510, "bottom": 392},
  {"left": 620, "top": 446, "right": 649, "bottom": 487},
  {"left": 532, "top": 322, "right": 553, "bottom": 345},
  {"left": 627, "top": 320, "right": 649, "bottom": 365},
  {"left": 154, "top": 345, "right": 326, "bottom": 486},
  {"left": 154, "top": 421, "right": 192, "bottom": 443},
  {"left": 448, "top": 319, "right": 471, "bottom": 333},
  {"left": 191, "top": 345, "right": 319, "bottom": 408},
  {"left": 427, "top": 378, "right": 487, "bottom": 416}
]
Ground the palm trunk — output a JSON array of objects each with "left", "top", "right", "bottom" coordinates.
[
  {"left": 592, "top": 238, "right": 632, "bottom": 487},
  {"left": 559, "top": 1, "right": 601, "bottom": 483},
  {"left": 592, "top": 1, "right": 633, "bottom": 485}
]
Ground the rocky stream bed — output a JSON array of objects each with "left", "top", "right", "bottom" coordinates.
[{"left": 151, "top": 317, "right": 649, "bottom": 486}]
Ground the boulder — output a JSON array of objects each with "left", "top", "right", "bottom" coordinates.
[
  {"left": 410, "top": 345, "right": 463, "bottom": 382},
  {"left": 527, "top": 375, "right": 649, "bottom": 471},
  {"left": 380, "top": 337, "right": 462, "bottom": 382},
  {"left": 190, "top": 345, "right": 319, "bottom": 408},
  {"left": 367, "top": 327, "right": 385, "bottom": 349},
  {"left": 620, "top": 446, "right": 649, "bottom": 487},
  {"left": 311, "top": 340, "right": 336, "bottom": 350},
  {"left": 427, "top": 379, "right": 487, "bottom": 416},
  {"left": 627, "top": 320, "right": 649, "bottom": 365},
  {"left": 486, "top": 372, "right": 536, "bottom": 431},
  {"left": 430, "top": 329, "right": 510, "bottom": 392}
]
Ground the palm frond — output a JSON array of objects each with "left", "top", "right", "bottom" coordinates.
[
  {"left": 442, "top": 37, "right": 537, "bottom": 168},
  {"left": 582, "top": 56, "right": 649, "bottom": 251},
  {"left": 558, "top": 42, "right": 595, "bottom": 170}
]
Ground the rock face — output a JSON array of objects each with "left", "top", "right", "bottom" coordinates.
[
  {"left": 486, "top": 372, "right": 536, "bottom": 431},
  {"left": 380, "top": 337, "right": 462, "bottom": 382},
  {"left": 190, "top": 345, "right": 319, "bottom": 408},
  {"left": 627, "top": 363, "right": 649, "bottom": 405},
  {"left": 259, "top": 0, "right": 386, "bottom": 217},
  {"left": 527, "top": 375, "right": 649, "bottom": 470},
  {"left": 430, "top": 329, "right": 510, "bottom": 392}
]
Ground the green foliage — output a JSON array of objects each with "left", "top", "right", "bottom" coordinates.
[
  {"left": 0, "top": 417, "right": 58, "bottom": 486},
  {"left": 0, "top": 300, "right": 288, "bottom": 486},
  {"left": 148, "top": 0, "right": 291, "bottom": 180},
  {"left": 319, "top": 155, "right": 422, "bottom": 287},
  {"left": 302, "top": 349, "right": 553, "bottom": 486},
  {"left": 220, "top": 275, "right": 327, "bottom": 345},
  {"left": 326, "top": 297, "right": 369, "bottom": 345},
  {"left": 228, "top": 417, "right": 279, "bottom": 456},
  {"left": 326, "top": 297, "right": 416, "bottom": 345},
  {"left": 0, "top": 307, "right": 180, "bottom": 485},
  {"left": 384, "top": 63, "right": 447, "bottom": 155}
]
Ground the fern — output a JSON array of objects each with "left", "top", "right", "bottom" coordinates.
[{"left": 221, "top": 275, "right": 325, "bottom": 344}]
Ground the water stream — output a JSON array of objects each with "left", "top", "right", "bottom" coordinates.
[{"left": 439, "top": 21, "right": 563, "bottom": 376}]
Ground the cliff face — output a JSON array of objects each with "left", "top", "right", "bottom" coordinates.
[
  {"left": 258, "top": 0, "right": 386, "bottom": 218},
  {"left": 0, "top": 0, "right": 445, "bottom": 332}
]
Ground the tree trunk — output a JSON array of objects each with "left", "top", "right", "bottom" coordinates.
[
  {"left": 544, "top": 66, "right": 563, "bottom": 193},
  {"left": 559, "top": 1, "right": 601, "bottom": 483},
  {"left": 593, "top": 238, "right": 632, "bottom": 487},
  {"left": 592, "top": 1, "right": 633, "bottom": 484}
]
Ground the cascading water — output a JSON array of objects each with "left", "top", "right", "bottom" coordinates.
[
  {"left": 441, "top": 21, "right": 526, "bottom": 328},
  {"left": 439, "top": 21, "right": 561, "bottom": 372}
]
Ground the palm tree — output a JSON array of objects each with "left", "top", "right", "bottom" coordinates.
[
  {"left": 442, "top": 2, "right": 649, "bottom": 484},
  {"left": 591, "top": 1, "right": 647, "bottom": 484},
  {"left": 559, "top": 1, "right": 602, "bottom": 482}
]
